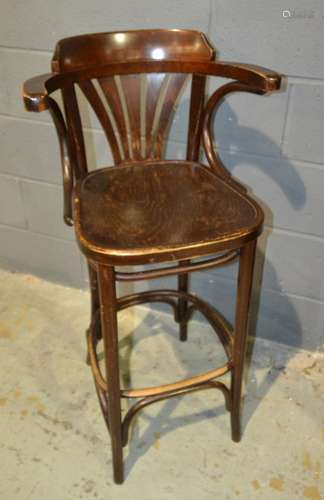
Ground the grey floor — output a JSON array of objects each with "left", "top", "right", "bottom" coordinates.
[{"left": 0, "top": 269, "right": 323, "bottom": 500}]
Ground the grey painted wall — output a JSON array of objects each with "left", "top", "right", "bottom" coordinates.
[{"left": 0, "top": 1, "right": 323, "bottom": 351}]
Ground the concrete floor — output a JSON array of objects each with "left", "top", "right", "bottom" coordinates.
[{"left": 0, "top": 269, "right": 323, "bottom": 500}]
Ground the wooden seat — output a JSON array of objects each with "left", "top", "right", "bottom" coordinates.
[
  {"left": 22, "top": 29, "right": 283, "bottom": 484},
  {"left": 76, "top": 160, "right": 263, "bottom": 264}
]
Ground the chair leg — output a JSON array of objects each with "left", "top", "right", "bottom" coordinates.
[
  {"left": 97, "top": 264, "right": 124, "bottom": 484},
  {"left": 230, "top": 240, "right": 257, "bottom": 442},
  {"left": 88, "top": 262, "right": 100, "bottom": 325},
  {"left": 86, "top": 262, "right": 101, "bottom": 365},
  {"left": 178, "top": 262, "right": 190, "bottom": 341}
]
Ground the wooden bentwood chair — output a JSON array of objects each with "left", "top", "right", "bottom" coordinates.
[{"left": 23, "top": 29, "right": 282, "bottom": 483}]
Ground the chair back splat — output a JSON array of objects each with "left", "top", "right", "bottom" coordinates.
[{"left": 52, "top": 30, "right": 215, "bottom": 168}]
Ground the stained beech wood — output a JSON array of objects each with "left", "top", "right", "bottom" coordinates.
[
  {"left": 22, "top": 29, "right": 284, "bottom": 484},
  {"left": 231, "top": 241, "right": 257, "bottom": 442}
]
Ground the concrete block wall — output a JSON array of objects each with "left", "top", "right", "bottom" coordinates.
[{"left": 0, "top": 1, "right": 323, "bottom": 350}]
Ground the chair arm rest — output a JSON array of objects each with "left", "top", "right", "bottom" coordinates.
[
  {"left": 23, "top": 75, "right": 74, "bottom": 225},
  {"left": 212, "top": 61, "right": 282, "bottom": 92},
  {"left": 202, "top": 76, "right": 283, "bottom": 191},
  {"left": 23, "top": 73, "right": 58, "bottom": 112}
]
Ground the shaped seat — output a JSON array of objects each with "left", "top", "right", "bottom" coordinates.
[{"left": 76, "top": 160, "right": 263, "bottom": 265}]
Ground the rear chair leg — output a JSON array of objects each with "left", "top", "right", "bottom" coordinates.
[
  {"left": 86, "top": 262, "right": 101, "bottom": 365},
  {"left": 98, "top": 264, "right": 124, "bottom": 484},
  {"left": 178, "top": 262, "right": 190, "bottom": 341},
  {"left": 231, "top": 240, "right": 257, "bottom": 442}
]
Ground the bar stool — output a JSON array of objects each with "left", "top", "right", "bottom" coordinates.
[{"left": 23, "top": 29, "right": 282, "bottom": 484}]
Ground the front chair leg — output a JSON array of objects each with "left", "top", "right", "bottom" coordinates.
[
  {"left": 98, "top": 264, "right": 124, "bottom": 484},
  {"left": 231, "top": 240, "right": 257, "bottom": 442}
]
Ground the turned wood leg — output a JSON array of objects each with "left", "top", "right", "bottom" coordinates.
[
  {"left": 231, "top": 240, "right": 257, "bottom": 442},
  {"left": 98, "top": 264, "right": 124, "bottom": 484},
  {"left": 178, "top": 261, "right": 190, "bottom": 341}
]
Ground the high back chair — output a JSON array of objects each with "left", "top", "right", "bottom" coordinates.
[{"left": 23, "top": 29, "right": 282, "bottom": 484}]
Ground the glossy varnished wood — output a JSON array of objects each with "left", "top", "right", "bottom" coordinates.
[
  {"left": 51, "top": 29, "right": 215, "bottom": 72},
  {"left": 74, "top": 160, "right": 263, "bottom": 265},
  {"left": 22, "top": 29, "right": 284, "bottom": 485}
]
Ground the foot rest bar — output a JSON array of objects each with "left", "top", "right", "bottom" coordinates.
[
  {"left": 121, "top": 363, "right": 231, "bottom": 398},
  {"left": 87, "top": 290, "right": 234, "bottom": 394},
  {"left": 121, "top": 380, "right": 231, "bottom": 446}
]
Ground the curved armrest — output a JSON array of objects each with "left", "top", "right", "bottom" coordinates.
[
  {"left": 212, "top": 61, "right": 282, "bottom": 92},
  {"left": 23, "top": 75, "right": 74, "bottom": 225},
  {"left": 23, "top": 73, "right": 58, "bottom": 112},
  {"left": 202, "top": 78, "right": 282, "bottom": 191}
]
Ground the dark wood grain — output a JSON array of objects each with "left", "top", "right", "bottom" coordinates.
[{"left": 74, "top": 160, "right": 263, "bottom": 265}]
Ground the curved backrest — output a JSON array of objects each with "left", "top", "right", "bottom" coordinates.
[
  {"left": 52, "top": 29, "right": 215, "bottom": 172},
  {"left": 52, "top": 29, "right": 215, "bottom": 71}
]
